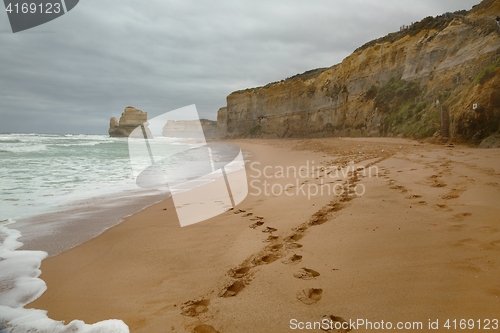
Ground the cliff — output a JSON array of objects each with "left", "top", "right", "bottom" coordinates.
[
  {"left": 162, "top": 119, "right": 217, "bottom": 139},
  {"left": 218, "top": 0, "right": 500, "bottom": 144},
  {"left": 109, "top": 106, "right": 149, "bottom": 137}
]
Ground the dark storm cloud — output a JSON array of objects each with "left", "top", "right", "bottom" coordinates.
[{"left": 0, "top": 0, "right": 480, "bottom": 134}]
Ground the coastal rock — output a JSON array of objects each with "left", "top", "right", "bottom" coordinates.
[
  {"left": 217, "top": 0, "right": 500, "bottom": 143},
  {"left": 109, "top": 106, "right": 150, "bottom": 137},
  {"left": 216, "top": 107, "right": 227, "bottom": 139},
  {"left": 162, "top": 119, "right": 217, "bottom": 139}
]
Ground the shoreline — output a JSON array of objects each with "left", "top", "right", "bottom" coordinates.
[
  {"left": 17, "top": 189, "right": 170, "bottom": 257},
  {"left": 27, "top": 138, "right": 500, "bottom": 332}
]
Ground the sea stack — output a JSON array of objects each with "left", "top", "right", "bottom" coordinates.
[{"left": 109, "top": 106, "right": 150, "bottom": 137}]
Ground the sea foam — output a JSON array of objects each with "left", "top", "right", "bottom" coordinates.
[{"left": 0, "top": 220, "right": 129, "bottom": 333}]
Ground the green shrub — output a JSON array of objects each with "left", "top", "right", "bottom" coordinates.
[
  {"left": 475, "top": 58, "right": 500, "bottom": 85},
  {"left": 249, "top": 125, "right": 261, "bottom": 136}
]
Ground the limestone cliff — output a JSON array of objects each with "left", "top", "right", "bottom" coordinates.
[
  {"left": 216, "top": 107, "right": 227, "bottom": 139},
  {"left": 109, "top": 106, "right": 149, "bottom": 137},
  {"left": 162, "top": 119, "right": 217, "bottom": 139},
  {"left": 218, "top": 0, "right": 500, "bottom": 144}
]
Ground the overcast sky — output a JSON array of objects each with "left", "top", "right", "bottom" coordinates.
[{"left": 0, "top": 0, "right": 480, "bottom": 134}]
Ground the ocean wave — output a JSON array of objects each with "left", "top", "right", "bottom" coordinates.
[
  {"left": 0, "top": 220, "right": 129, "bottom": 333},
  {"left": 48, "top": 142, "right": 105, "bottom": 147},
  {"left": 0, "top": 144, "right": 48, "bottom": 153},
  {"left": 0, "top": 138, "right": 21, "bottom": 143}
]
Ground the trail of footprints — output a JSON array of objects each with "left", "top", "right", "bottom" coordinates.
[
  {"left": 182, "top": 169, "right": 367, "bottom": 332},
  {"left": 383, "top": 161, "right": 500, "bottom": 298}
]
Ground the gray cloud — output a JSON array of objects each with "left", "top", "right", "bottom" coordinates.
[{"left": 0, "top": 0, "right": 480, "bottom": 134}]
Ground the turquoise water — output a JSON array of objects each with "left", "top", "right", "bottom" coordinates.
[
  {"left": 0, "top": 133, "right": 205, "bottom": 332},
  {"left": 0, "top": 134, "right": 146, "bottom": 331},
  {"left": 0, "top": 133, "right": 137, "bottom": 221},
  {"left": 0, "top": 133, "right": 246, "bottom": 332}
]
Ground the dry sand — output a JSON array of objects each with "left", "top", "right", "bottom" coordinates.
[{"left": 28, "top": 138, "right": 500, "bottom": 332}]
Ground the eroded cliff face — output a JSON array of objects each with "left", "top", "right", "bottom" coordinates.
[
  {"left": 162, "top": 119, "right": 217, "bottom": 139},
  {"left": 219, "top": 0, "right": 500, "bottom": 143}
]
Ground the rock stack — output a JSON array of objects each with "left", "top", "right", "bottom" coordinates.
[{"left": 109, "top": 106, "right": 150, "bottom": 137}]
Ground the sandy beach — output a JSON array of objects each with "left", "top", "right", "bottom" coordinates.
[{"left": 28, "top": 138, "right": 500, "bottom": 333}]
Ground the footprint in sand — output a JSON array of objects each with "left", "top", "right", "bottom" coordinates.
[
  {"left": 294, "top": 267, "right": 320, "bottom": 280},
  {"left": 447, "top": 223, "right": 467, "bottom": 232},
  {"left": 286, "top": 242, "right": 303, "bottom": 249},
  {"left": 262, "top": 226, "right": 277, "bottom": 233},
  {"left": 229, "top": 266, "right": 251, "bottom": 278},
  {"left": 181, "top": 299, "right": 210, "bottom": 317},
  {"left": 285, "top": 233, "right": 304, "bottom": 242},
  {"left": 405, "top": 194, "right": 422, "bottom": 199},
  {"left": 282, "top": 254, "right": 302, "bottom": 264},
  {"left": 389, "top": 185, "right": 408, "bottom": 193},
  {"left": 221, "top": 280, "right": 245, "bottom": 297},
  {"left": 296, "top": 288, "right": 323, "bottom": 305},
  {"left": 441, "top": 188, "right": 465, "bottom": 200},
  {"left": 193, "top": 324, "right": 220, "bottom": 333},
  {"left": 233, "top": 209, "right": 246, "bottom": 214},
  {"left": 249, "top": 221, "right": 264, "bottom": 229},
  {"left": 426, "top": 175, "right": 447, "bottom": 188},
  {"left": 322, "top": 315, "right": 352, "bottom": 333},
  {"left": 451, "top": 212, "right": 472, "bottom": 221},
  {"left": 483, "top": 239, "right": 500, "bottom": 250},
  {"left": 252, "top": 253, "right": 279, "bottom": 265},
  {"left": 268, "top": 243, "right": 283, "bottom": 251},
  {"left": 452, "top": 238, "right": 478, "bottom": 248},
  {"left": 263, "top": 235, "right": 279, "bottom": 242},
  {"left": 433, "top": 204, "right": 452, "bottom": 212},
  {"left": 241, "top": 212, "right": 253, "bottom": 217},
  {"left": 293, "top": 225, "right": 308, "bottom": 232}
]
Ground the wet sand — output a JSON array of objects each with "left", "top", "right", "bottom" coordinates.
[{"left": 28, "top": 138, "right": 500, "bottom": 332}]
